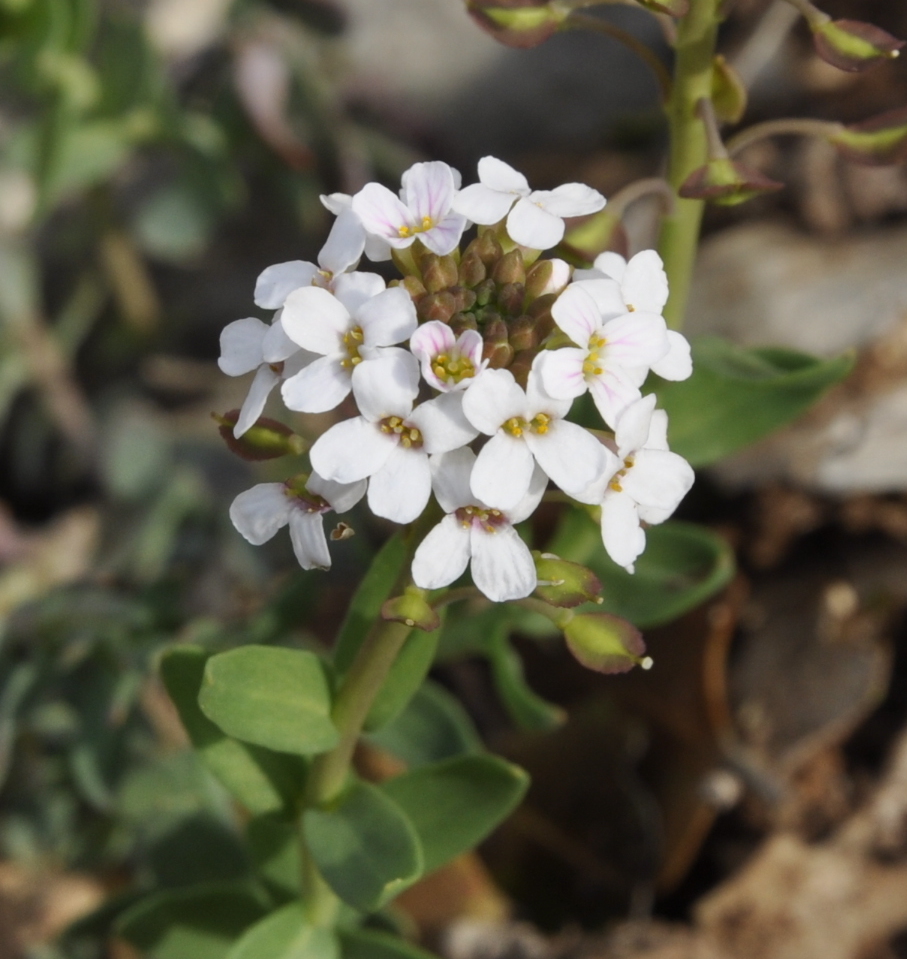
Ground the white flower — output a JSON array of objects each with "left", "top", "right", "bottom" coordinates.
[
  {"left": 351, "top": 161, "right": 468, "bottom": 257},
  {"left": 218, "top": 316, "right": 313, "bottom": 437},
  {"left": 535, "top": 279, "right": 671, "bottom": 429},
  {"left": 575, "top": 250, "right": 692, "bottom": 381},
  {"left": 409, "top": 321, "right": 487, "bottom": 393},
  {"left": 574, "top": 395, "right": 694, "bottom": 573},
  {"left": 452, "top": 156, "right": 605, "bottom": 251},
  {"left": 412, "top": 448, "right": 545, "bottom": 602},
  {"left": 229, "top": 472, "right": 366, "bottom": 570},
  {"left": 279, "top": 275, "right": 417, "bottom": 413},
  {"left": 321, "top": 193, "right": 392, "bottom": 263},
  {"left": 461, "top": 365, "right": 608, "bottom": 510},
  {"left": 309, "top": 351, "right": 478, "bottom": 524}
]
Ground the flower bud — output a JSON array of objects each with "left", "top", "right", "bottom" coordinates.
[
  {"left": 382, "top": 586, "right": 441, "bottom": 631},
  {"left": 459, "top": 250, "right": 488, "bottom": 288},
  {"left": 467, "top": 230, "right": 503, "bottom": 267},
  {"left": 496, "top": 281, "right": 525, "bottom": 316},
  {"left": 812, "top": 18, "right": 903, "bottom": 73},
  {"left": 711, "top": 54, "right": 747, "bottom": 125},
  {"left": 392, "top": 275, "right": 427, "bottom": 301},
  {"left": 525, "top": 258, "right": 571, "bottom": 300},
  {"left": 533, "top": 552, "right": 602, "bottom": 608},
  {"left": 417, "top": 290, "right": 459, "bottom": 323},
  {"left": 636, "top": 0, "right": 689, "bottom": 16},
  {"left": 466, "top": 0, "right": 566, "bottom": 49},
  {"left": 508, "top": 349, "right": 537, "bottom": 389},
  {"left": 830, "top": 106, "right": 907, "bottom": 166},
  {"left": 473, "top": 278, "right": 496, "bottom": 307},
  {"left": 213, "top": 411, "right": 306, "bottom": 460},
  {"left": 421, "top": 253, "right": 460, "bottom": 293},
  {"left": 450, "top": 311, "right": 479, "bottom": 334},
  {"left": 452, "top": 286, "right": 478, "bottom": 313},
  {"left": 508, "top": 315, "right": 538, "bottom": 353},
  {"left": 492, "top": 249, "right": 526, "bottom": 286},
  {"left": 483, "top": 318, "right": 514, "bottom": 369},
  {"left": 563, "top": 612, "right": 650, "bottom": 675},
  {"left": 679, "top": 157, "right": 783, "bottom": 206}
]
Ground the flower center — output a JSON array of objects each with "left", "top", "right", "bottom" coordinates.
[
  {"left": 455, "top": 504, "right": 506, "bottom": 533},
  {"left": 378, "top": 416, "right": 423, "bottom": 449},
  {"left": 398, "top": 215, "right": 435, "bottom": 238},
  {"left": 503, "top": 413, "right": 551, "bottom": 437},
  {"left": 431, "top": 351, "right": 476, "bottom": 385},
  {"left": 268, "top": 361, "right": 285, "bottom": 374},
  {"left": 340, "top": 326, "right": 365, "bottom": 369},
  {"left": 582, "top": 335, "right": 607, "bottom": 378},
  {"left": 608, "top": 454, "right": 636, "bottom": 493},
  {"left": 284, "top": 484, "right": 330, "bottom": 514}
]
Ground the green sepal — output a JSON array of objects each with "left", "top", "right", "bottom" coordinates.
[
  {"left": 679, "top": 157, "right": 783, "bottom": 206},
  {"left": 381, "top": 586, "right": 441, "bottom": 631},
  {"left": 533, "top": 551, "right": 602, "bottom": 608}
]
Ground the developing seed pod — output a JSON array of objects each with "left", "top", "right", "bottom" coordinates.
[
  {"left": 533, "top": 552, "right": 603, "bottom": 608},
  {"left": 812, "top": 18, "right": 904, "bottom": 73},
  {"left": 830, "top": 106, "right": 907, "bottom": 165},
  {"left": 679, "top": 157, "right": 784, "bottom": 206},
  {"left": 563, "top": 612, "right": 650, "bottom": 675},
  {"left": 214, "top": 411, "right": 307, "bottom": 461},
  {"left": 466, "top": 0, "right": 565, "bottom": 49}
]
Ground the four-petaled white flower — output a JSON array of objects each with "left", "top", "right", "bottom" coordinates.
[
  {"left": 230, "top": 472, "right": 366, "bottom": 570},
  {"left": 536, "top": 278, "right": 671, "bottom": 429},
  {"left": 412, "top": 447, "right": 545, "bottom": 602},
  {"left": 461, "top": 366, "right": 608, "bottom": 510},
  {"left": 351, "top": 161, "right": 468, "bottom": 256},
  {"left": 280, "top": 275, "right": 416, "bottom": 413},
  {"left": 321, "top": 193, "right": 392, "bottom": 263},
  {"left": 309, "top": 350, "right": 478, "bottom": 524},
  {"left": 452, "top": 156, "right": 605, "bottom": 251},
  {"left": 410, "top": 321, "right": 487, "bottom": 393},
  {"left": 574, "top": 394, "right": 695, "bottom": 573},
  {"left": 575, "top": 250, "right": 692, "bottom": 381}
]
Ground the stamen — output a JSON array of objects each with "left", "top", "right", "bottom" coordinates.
[
  {"left": 378, "top": 415, "right": 423, "bottom": 449},
  {"left": 530, "top": 413, "right": 550, "bottom": 435},
  {"left": 341, "top": 326, "right": 365, "bottom": 369},
  {"left": 431, "top": 348, "right": 477, "bottom": 385},
  {"left": 504, "top": 417, "right": 526, "bottom": 438}
]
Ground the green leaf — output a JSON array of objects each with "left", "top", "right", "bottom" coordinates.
[
  {"left": 367, "top": 680, "right": 483, "bottom": 767},
  {"left": 333, "top": 532, "right": 408, "bottom": 674},
  {"left": 225, "top": 904, "right": 339, "bottom": 959},
  {"left": 381, "top": 756, "right": 529, "bottom": 874},
  {"left": 341, "top": 928, "right": 439, "bottom": 959},
  {"left": 656, "top": 337, "right": 854, "bottom": 466},
  {"left": 115, "top": 882, "right": 268, "bottom": 959},
  {"left": 488, "top": 630, "right": 565, "bottom": 731},
  {"left": 199, "top": 646, "right": 339, "bottom": 757},
  {"left": 246, "top": 814, "right": 300, "bottom": 899},
  {"left": 303, "top": 782, "right": 423, "bottom": 911},
  {"left": 364, "top": 629, "right": 438, "bottom": 732},
  {"left": 160, "top": 647, "right": 306, "bottom": 815}
]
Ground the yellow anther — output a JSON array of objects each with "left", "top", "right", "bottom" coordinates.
[
  {"left": 504, "top": 417, "right": 525, "bottom": 437},
  {"left": 421, "top": 216, "right": 433, "bottom": 230},
  {"left": 531, "top": 413, "right": 551, "bottom": 435},
  {"left": 430, "top": 349, "right": 476, "bottom": 385},
  {"left": 378, "top": 415, "right": 423, "bottom": 448},
  {"left": 398, "top": 225, "right": 411, "bottom": 237},
  {"left": 609, "top": 480, "right": 623, "bottom": 492}
]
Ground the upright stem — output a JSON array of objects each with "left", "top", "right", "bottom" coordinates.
[{"left": 657, "top": 0, "right": 723, "bottom": 330}]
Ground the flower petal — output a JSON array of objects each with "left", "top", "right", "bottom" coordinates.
[
  {"left": 621, "top": 449, "right": 694, "bottom": 513},
  {"left": 452, "top": 183, "right": 517, "bottom": 225},
  {"left": 533, "top": 348, "right": 588, "bottom": 401},
  {"left": 281, "top": 286, "right": 350, "bottom": 355},
  {"left": 508, "top": 463, "right": 548, "bottom": 524},
  {"left": 551, "top": 285, "right": 602, "bottom": 347},
  {"left": 368, "top": 444, "right": 431, "bottom": 523},
  {"left": 470, "top": 524, "right": 536, "bottom": 602},
  {"left": 409, "top": 391, "right": 479, "bottom": 455},
  {"left": 429, "top": 447, "right": 476, "bottom": 514},
  {"left": 357, "top": 286, "right": 418, "bottom": 348},
  {"left": 461, "top": 368, "right": 527, "bottom": 435},
  {"left": 533, "top": 183, "right": 605, "bottom": 217},
  {"left": 600, "top": 491, "right": 645, "bottom": 572},
  {"left": 219, "top": 318, "right": 267, "bottom": 375},
  {"left": 235, "top": 365, "right": 280, "bottom": 437},
  {"left": 401, "top": 161, "right": 457, "bottom": 224},
  {"left": 310, "top": 417, "right": 396, "bottom": 484},
  {"left": 317, "top": 208, "right": 365, "bottom": 276},
  {"left": 230, "top": 483, "right": 291, "bottom": 544},
  {"left": 280, "top": 354, "right": 351, "bottom": 413},
  {"left": 254, "top": 262, "right": 318, "bottom": 309},
  {"left": 507, "top": 197, "right": 565, "bottom": 249},
  {"left": 331, "top": 271, "right": 387, "bottom": 314},
  {"left": 591, "top": 251, "right": 627, "bottom": 283},
  {"left": 261, "top": 315, "right": 300, "bottom": 363},
  {"left": 352, "top": 183, "right": 415, "bottom": 246},
  {"left": 470, "top": 431, "right": 535, "bottom": 510},
  {"left": 420, "top": 214, "right": 469, "bottom": 256},
  {"left": 320, "top": 193, "right": 351, "bottom": 216},
  {"left": 479, "top": 156, "right": 530, "bottom": 193},
  {"left": 651, "top": 330, "right": 693, "bottom": 381},
  {"left": 410, "top": 321, "right": 457, "bottom": 386},
  {"left": 587, "top": 368, "right": 642, "bottom": 430},
  {"left": 412, "top": 514, "right": 471, "bottom": 590},
  {"left": 614, "top": 394, "right": 658, "bottom": 457},
  {"left": 307, "top": 472, "right": 367, "bottom": 514},
  {"left": 646, "top": 409, "right": 670, "bottom": 452},
  {"left": 524, "top": 419, "right": 607, "bottom": 495},
  {"left": 600, "top": 311, "right": 669, "bottom": 368},
  {"left": 288, "top": 511, "right": 332, "bottom": 570},
  {"left": 571, "top": 278, "right": 628, "bottom": 320},
  {"left": 351, "top": 350, "right": 420, "bottom": 422},
  {"left": 621, "top": 250, "right": 668, "bottom": 313}
]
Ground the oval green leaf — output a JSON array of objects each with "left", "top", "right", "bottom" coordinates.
[
  {"left": 341, "top": 928, "right": 439, "bottom": 959},
  {"left": 246, "top": 814, "right": 300, "bottom": 900},
  {"left": 199, "top": 646, "right": 339, "bottom": 757},
  {"left": 225, "top": 904, "right": 339, "bottom": 959},
  {"left": 303, "top": 782, "right": 423, "bottom": 911}
]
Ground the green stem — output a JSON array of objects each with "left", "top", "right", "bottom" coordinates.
[
  {"left": 656, "top": 0, "right": 723, "bottom": 330},
  {"left": 725, "top": 117, "right": 844, "bottom": 156}
]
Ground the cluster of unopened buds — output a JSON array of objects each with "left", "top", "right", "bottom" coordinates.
[{"left": 219, "top": 157, "right": 695, "bottom": 604}]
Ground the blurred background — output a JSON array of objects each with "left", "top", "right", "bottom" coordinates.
[{"left": 3, "top": 0, "right": 907, "bottom": 957}]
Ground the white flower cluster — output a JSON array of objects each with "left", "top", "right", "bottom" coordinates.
[{"left": 221, "top": 158, "right": 695, "bottom": 603}]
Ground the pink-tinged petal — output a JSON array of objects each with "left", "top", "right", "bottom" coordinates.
[
  {"left": 537, "top": 258, "right": 572, "bottom": 296},
  {"left": 352, "top": 183, "right": 416, "bottom": 245},
  {"left": 591, "top": 251, "right": 628, "bottom": 283},
  {"left": 318, "top": 208, "right": 365, "bottom": 276},
  {"left": 614, "top": 394, "right": 658, "bottom": 457},
  {"left": 600, "top": 311, "right": 669, "bottom": 369},
  {"left": 621, "top": 250, "right": 668, "bottom": 313},
  {"left": 646, "top": 409, "right": 670, "bottom": 452},
  {"left": 525, "top": 363, "right": 573, "bottom": 418},
  {"left": 409, "top": 391, "right": 479, "bottom": 455},
  {"left": 532, "top": 349, "right": 588, "bottom": 402},
  {"left": 280, "top": 355, "right": 351, "bottom": 413},
  {"left": 357, "top": 286, "right": 418, "bottom": 348},
  {"left": 307, "top": 472, "right": 367, "bottom": 513},
  {"left": 651, "top": 330, "right": 692, "bottom": 381},
  {"left": 551, "top": 285, "right": 602, "bottom": 347},
  {"left": 310, "top": 417, "right": 396, "bottom": 484},
  {"left": 351, "top": 350, "right": 419, "bottom": 422},
  {"left": 420, "top": 214, "right": 468, "bottom": 256},
  {"left": 288, "top": 511, "right": 332, "bottom": 570},
  {"left": 235, "top": 365, "right": 280, "bottom": 437},
  {"left": 471, "top": 431, "right": 535, "bottom": 510},
  {"left": 507, "top": 198, "right": 565, "bottom": 249},
  {"left": 452, "top": 183, "right": 517, "bottom": 225},
  {"left": 508, "top": 463, "right": 548, "bottom": 524},
  {"left": 600, "top": 491, "right": 645, "bottom": 572},
  {"left": 412, "top": 515, "right": 471, "bottom": 590},
  {"left": 461, "top": 368, "right": 527, "bottom": 435},
  {"left": 587, "top": 369, "right": 642, "bottom": 430},
  {"left": 571, "top": 278, "right": 627, "bottom": 320},
  {"left": 254, "top": 262, "right": 319, "bottom": 310},
  {"left": 410, "top": 320, "right": 456, "bottom": 363},
  {"left": 621, "top": 449, "right": 694, "bottom": 513},
  {"left": 320, "top": 193, "right": 351, "bottom": 216},
  {"left": 533, "top": 183, "right": 606, "bottom": 218},
  {"left": 478, "top": 156, "right": 530, "bottom": 194},
  {"left": 459, "top": 329, "right": 486, "bottom": 368},
  {"left": 219, "top": 318, "right": 267, "bottom": 375},
  {"left": 429, "top": 448, "right": 475, "bottom": 514},
  {"left": 230, "top": 483, "right": 291, "bottom": 544},
  {"left": 368, "top": 445, "right": 431, "bottom": 523},
  {"left": 261, "top": 316, "right": 299, "bottom": 363},
  {"left": 525, "top": 420, "right": 607, "bottom": 495},
  {"left": 401, "top": 161, "right": 457, "bottom": 224},
  {"left": 331, "top": 271, "right": 386, "bottom": 314},
  {"left": 281, "top": 286, "right": 350, "bottom": 355},
  {"left": 470, "top": 524, "right": 536, "bottom": 602}
]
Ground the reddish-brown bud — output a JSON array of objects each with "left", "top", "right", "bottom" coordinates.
[
  {"left": 508, "top": 315, "right": 538, "bottom": 352},
  {"left": 458, "top": 250, "right": 488, "bottom": 288},
  {"left": 466, "top": 0, "right": 565, "bottom": 49},
  {"left": 830, "top": 106, "right": 907, "bottom": 166},
  {"left": 421, "top": 253, "right": 460, "bottom": 293},
  {"left": 496, "top": 281, "right": 525, "bottom": 316},
  {"left": 473, "top": 278, "right": 496, "bottom": 307},
  {"left": 394, "top": 275, "right": 427, "bottom": 301},
  {"left": 214, "top": 411, "right": 306, "bottom": 461},
  {"left": 483, "top": 318, "right": 514, "bottom": 369},
  {"left": 417, "top": 291, "right": 459, "bottom": 323},
  {"left": 492, "top": 249, "right": 526, "bottom": 286},
  {"left": 450, "top": 312, "right": 479, "bottom": 335},
  {"left": 451, "top": 286, "right": 478, "bottom": 313},
  {"left": 467, "top": 230, "right": 503, "bottom": 266},
  {"left": 812, "top": 18, "right": 904, "bottom": 73},
  {"left": 679, "top": 157, "right": 784, "bottom": 206}
]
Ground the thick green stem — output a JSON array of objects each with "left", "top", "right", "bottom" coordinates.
[{"left": 657, "top": 0, "right": 723, "bottom": 330}]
